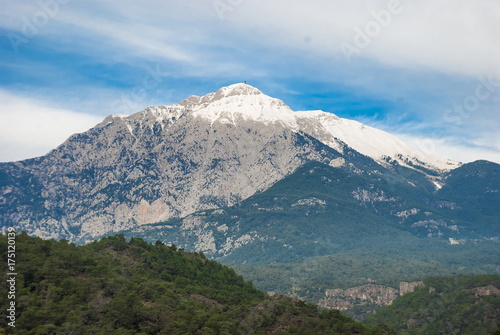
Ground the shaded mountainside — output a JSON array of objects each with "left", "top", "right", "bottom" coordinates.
[
  {"left": 363, "top": 275, "right": 500, "bottom": 335},
  {"left": 112, "top": 160, "right": 500, "bottom": 313},
  {"left": 114, "top": 160, "right": 500, "bottom": 264},
  {"left": 0, "top": 232, "right": 393, "bottom": 335},
  {"left": 436, "top": 160, "right": 500, "bottom": 237}
]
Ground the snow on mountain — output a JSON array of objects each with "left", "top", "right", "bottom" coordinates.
[
  {"left": 140, "top": 83, "right": 459, "bottom": 173},
  {"left": 185, "top": 83, "right": 297, "bottom": 128},
  {"left": 293, "top": 110, "right": 460, "bottom": 172}
]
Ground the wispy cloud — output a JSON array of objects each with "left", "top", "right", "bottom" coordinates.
[
  {"left": 396, "top": 133, "right": 500, "bottom": 165},
  {"left": 0, "top": 90, "right": 101, "bottom": 162},
  {"left": 4, "top": 1, "right": 499, "bottom": 76},
  {"left": 224, "top": 0, "right": 500, "bottom": 77}
]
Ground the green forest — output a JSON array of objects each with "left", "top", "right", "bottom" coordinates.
[
  {"left": 363, "top": 275, "right": 500, "bottom": 334},
  {"left": 0, "top": 232, "right": 392, "bottom": 334}
]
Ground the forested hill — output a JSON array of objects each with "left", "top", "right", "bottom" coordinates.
[
  {"left": 0, "top": 232, "right": 392, "bottom": 334},
  {"left": 363, "top": 274, "right": 500, "bottom": 334}
]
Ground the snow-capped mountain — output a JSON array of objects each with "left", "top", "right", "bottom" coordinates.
[
  {"left": 183, "top": 83, "right": 297, "bottom": 127},
  {"left": 0, "top": 83, "right": 463, "bottom": 241},
  {"left": 168, "top": 83, "right": 459, "bottom": 173}
]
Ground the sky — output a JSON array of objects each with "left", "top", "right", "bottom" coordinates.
[{"left": 0, "top": 0, "right": 499, "bottom": 164}]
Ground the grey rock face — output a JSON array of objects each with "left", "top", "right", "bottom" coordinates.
[
  {"left": 399, "top": 281, "right": 425, "bottom": 296},
  {"left": 1, "top": 105, "right": 345, "bottom": 241},
  {"left": 319, "top": 284, "right": 400, "bottom": 310},
  {"left": 318, "top": 281, "right": 425, "bottom": 311}
]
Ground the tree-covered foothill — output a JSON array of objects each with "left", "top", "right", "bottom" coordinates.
[
  {"left": 109, "top": 161, "right": 500, "bottom": 308},
  {"left": 0, "top": 232, "right": 393, "bottom": 334},
  {"left": 363, "top": 274, "right": 500, "bottom": 335}
]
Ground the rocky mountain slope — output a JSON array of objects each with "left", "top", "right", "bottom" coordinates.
[{"left": 0, "top": 83, "right": 460, "bottom": 241}]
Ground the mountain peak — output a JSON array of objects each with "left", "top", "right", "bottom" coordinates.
[
  {"left": 213, "top": 83, "right": 263, "bottom": 100},
  {"left": 180, "top": 83, "right": 296, "bottom": 126},
  {"left": 118, "top": 83, "right": 460, "bottom": 173},
  {"left": 178, "top": 83, "right": 262, "bottom": 107}
]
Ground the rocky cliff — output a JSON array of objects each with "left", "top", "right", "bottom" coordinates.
[{"left": 318, "top": 281, "right": 426, "bottom": 311}]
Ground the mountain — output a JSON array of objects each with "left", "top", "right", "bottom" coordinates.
[
  {"left": 0, "top": 83, "right": 460, "bottom": 241},
  {"left": 0, "top": 232, "right": 394, "bottom": 334},
  {"left": 435, "top": 160, "right": 500, "bottom": 237}
]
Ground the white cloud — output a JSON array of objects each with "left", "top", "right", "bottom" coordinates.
[
  {"left": 395, "top": 133, "right": 500, "bottom": 165},
  {"left": 1, "top": 1, "right": 200, "bottom": 63},
  {"left": 227, "top": 0, "right": 500, "bottom": 78},
  {"left": 0, "top": 90, "right": 102, "bottom": 162},
  {"left": 4, "top": 0, "right": 498, "bottom": 79},
  {"left": 3, "top": 0, "right": 499, "bottom": 78}
]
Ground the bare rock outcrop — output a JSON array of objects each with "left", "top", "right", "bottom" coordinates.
[
  {"left": 319, "top": 281, "right": 426, "bottom": 311},
  {"left": 399, "top": 281, "right": 424, "bottom": 296}
]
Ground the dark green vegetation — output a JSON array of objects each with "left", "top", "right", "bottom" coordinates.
[
  {"left": 229, "top": 240, "right": 500, "bottom": 304},
  {"left": 435, "top": 160, "right": 500, "bottom": 237},
  {"left": 115, "top": 161, "right": 500, "bottom": 304},
  {"left": 363, "top": 275, "right": 500, "bottom": 335},
  {"left": 0, "top": 232, "right": 393, "bottom": 334}
]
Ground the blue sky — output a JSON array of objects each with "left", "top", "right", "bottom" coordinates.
[{"left": 1, "top": 0, "right": 499, "bottom": 163}]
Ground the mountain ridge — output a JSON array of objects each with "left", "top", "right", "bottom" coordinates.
[
  {"left": 0, "top": 83, "right": 483, "bottom": 242},
  {"left": 114, "top": 159, "right": 500, "bottom": 263},
  {"left": 111, "top": 83, "right": 460, "bottom": 173}
]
